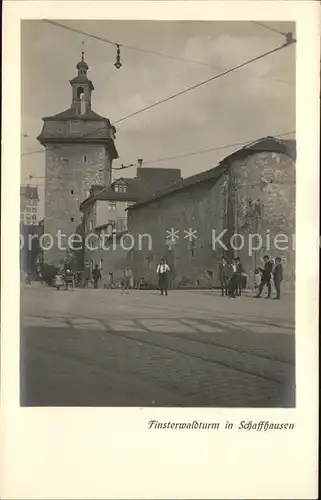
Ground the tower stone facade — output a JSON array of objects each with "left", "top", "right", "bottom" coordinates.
[{"left": 37, "top": 52, "right": 118, "bottom": 265}]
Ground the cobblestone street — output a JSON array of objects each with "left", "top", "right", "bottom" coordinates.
[{"left": 20, "top": 284, "right": 295, "bottom": 407}]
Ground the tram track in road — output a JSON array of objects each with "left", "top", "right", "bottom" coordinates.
[
  {"left": 21, "top": 315, "right": 294, "bottom": 364},
  {"left": 23, "top": 320, "right": 294, "bottom": 386},
  {"left": 95, "top": 325, "right": 294, "bottom": 386}
]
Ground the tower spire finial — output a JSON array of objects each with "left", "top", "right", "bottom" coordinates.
[{"left": 81, "top": 40, "right": 85, "bottom": 61}]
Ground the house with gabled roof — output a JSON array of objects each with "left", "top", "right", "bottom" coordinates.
[{"left": 79, "top": 164, "right": 182, "bottom": 285}]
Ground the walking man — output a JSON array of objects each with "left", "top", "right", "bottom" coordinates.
[
  {"left": 92, "top": 264, "right": 101, "bottom": 289},
  {"left": 218, "top": 256, "right": 231, "bottom": 296},
  {"left": 255, "top": 255, "right": 273, "bottom": 298},
  {"left": 157, "top": 258, "right": 170, "bottom": 296},
  {"left": 273, "top": 257, "right": 283, "bottom": 299}
]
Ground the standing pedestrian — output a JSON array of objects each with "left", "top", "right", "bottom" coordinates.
[
  {"left": 228, "top": 259, "right": 237, "bottom": 298},
  {"left": 157, "top": 258, "right": 170, "bottom": 296},
  {"left": 218, "top": 256, "right": 231, "bottom": 296},
  {"left": 255, "top": 255, "right": 273, "bottom": 298},
  {"left": 273, "top": 257, "right": 284, "bottom": 299},
  {"left": 107, "top": 272, "right": 114, "bottom": 289},
  {"left": 82, "top": 263, "right": 90, "bottom": 288},
  {"left": 121, "top": 267, "right": 132, "bottom": 294},
  {"left": 235, "top": 257, "right": 244, "bottom": 296},
  {"left": 25, "top": 270, "right": 32, "bottom": 285},
  {"left": 92, "top": 264, "right": 101, "bottom": 289},
  {"left": 63, "top": 266, "right": 75, "bottom": 291},
  {"left": 54, "top": 271, "right": 64, "bottom": 291}
]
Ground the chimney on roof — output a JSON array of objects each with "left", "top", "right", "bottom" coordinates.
[
  {"left": 137, "top": 158, "right": 143, "bottom": 168},
  {"left": 89, "top": 184, "right": 105, "bottom": 197}
]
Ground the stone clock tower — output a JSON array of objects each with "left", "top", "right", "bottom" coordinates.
[{"left": 37, "top": 52, "right": 118, "bottom": 265}]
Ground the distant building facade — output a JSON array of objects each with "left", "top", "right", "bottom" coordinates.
[
  {"left": 20, "top": 185, "right": 39, "bottom": 226},
  {"left": 37, "top": 52, "right": 118, "bottom": 265},
  {"left": 80, "top": 165, "right": 181, "bottom": 285},
  {"left": 127, "top": 137, "right": 296, "bottom": 289}
]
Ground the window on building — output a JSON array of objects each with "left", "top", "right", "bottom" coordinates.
[
  {"left": 70, "top": 217, "right": 74, "bottom": 222},
  {"left": 108, "top": 201, "right": 116, "bottom": 211},
  {"left": 83, "top": 156, "right": 87, "bottom": 162},
  {"left": 32, "top": 207, "right": 37, "bottom": 213},
  {"left": 70, "top": 121, "right": 81, "bottom": 133},
  {"left": 26, "top": 206, "right": 32, "bottom": 213},
  {"left": 77, "top": 87, "right": 84, "bottom": 99},
  {"left": 70, "top": 190, "right": 74, "bottom": 195},
  {"left": 115, "top": 182, "right": 127, "bottom": 193},
  {"left": 32, "top": 215, "right": 37, "bottom": 221},
  {"left": 116, "top": 218, "right": 127, "bottom": 232},
  {"left": 100, "top": 259, "right": 103, "bottom": 270}
]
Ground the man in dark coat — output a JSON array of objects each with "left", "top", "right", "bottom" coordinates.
[
  {"left": 255, "top": 255, "right": 273, "bottom": 298},
  {"left": 234, "top": 257, "right": 244, "bottom": 296},
  {"left": 228, "top": 258, "right": 238, "bottom": 298},
  {"left": 63, "top": 261, "right": 75, "bottom": 291},
  {"left": 92, "top": 264, "right": 101, "bottom": 289},
  {"left": 218, "top": 256, "right": 231, "bottom": 296},
  {"left": 273, "top": 257, "right": 284, "bottom": 299}
]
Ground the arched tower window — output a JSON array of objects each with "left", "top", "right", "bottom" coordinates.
[{"left": 77, "top": 87, "right": 84, "bottom": 99}]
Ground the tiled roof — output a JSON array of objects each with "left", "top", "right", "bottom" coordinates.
[
  {"left": 20, "top": 185, "right": 39, "bottom": 200},
  {"left": 80, "top": 178, "right": 144, "bottom": 209},
  {"left": 131, "top": 164, "right": 228, "bottom": 209},
  {"left": 130, "top": 136, "right": 296, "bottom": 209},
  {"left": 228, "top": 136, "right": 296, "bottom": 162},
  {"left": 43, "top": 107, "right": 109, "bottom": 122}
]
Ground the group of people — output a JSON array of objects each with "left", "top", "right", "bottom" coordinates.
[
  {"left": 52, "top": 254, "right": 283, "bottom": 300},
  {"left": 218, "top": 256, "right": 245, "bottom": 298},
  {"left": 218, "top": 254, "right": 284, "bottom": 300},
  {"left": 54, "top": 262, "right": 76, "bottom": 291}
]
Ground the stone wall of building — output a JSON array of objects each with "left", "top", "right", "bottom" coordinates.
[
  {"left": 128, "top": 175, "right": 227, "bottom": 287},
  {"left": 44, "top": 143, "right": 111, "bottom": 264},
  {"left": 128, "top": 150, "right": 295, "bottom": 289},
  {"left": 85, "top": 238, "right": 128, "bottom": 286},
  {"left": 228, "top": 151, "right": 295, "bottom": 287}
]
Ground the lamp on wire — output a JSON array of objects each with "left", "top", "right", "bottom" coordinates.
[{"left": 114, "top": 44, "right": 122, "bottom": 69}]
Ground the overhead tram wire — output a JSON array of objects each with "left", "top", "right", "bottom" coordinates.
[
  {"left": 44, "top": 19, "right": 293, "bottom": 85},
  {"left": 21, "top": 36, "right": 295, "bottom": 158},
  {"left": 250, "top": 21, "right": 288, "bottom": 37},
  {"left": 23, "top": 130, "right": 295, "bottom": 178},
  {"left": 44, "top": 19, "right": 222, "bottom": 70},
  {"left": 112, "top": 39, "right": 295, "bottom": 125},
  {"left": 141, "top": 130, "right": 296, "bottom": 167}
]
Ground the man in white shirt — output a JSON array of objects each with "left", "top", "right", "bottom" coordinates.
[{"left": 156, "top": 258, "right": 170, "bottom": 296}]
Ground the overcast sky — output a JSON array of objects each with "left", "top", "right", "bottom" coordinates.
[{"left": 21, "top": 20, "right": 295, "bottom": 218}]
